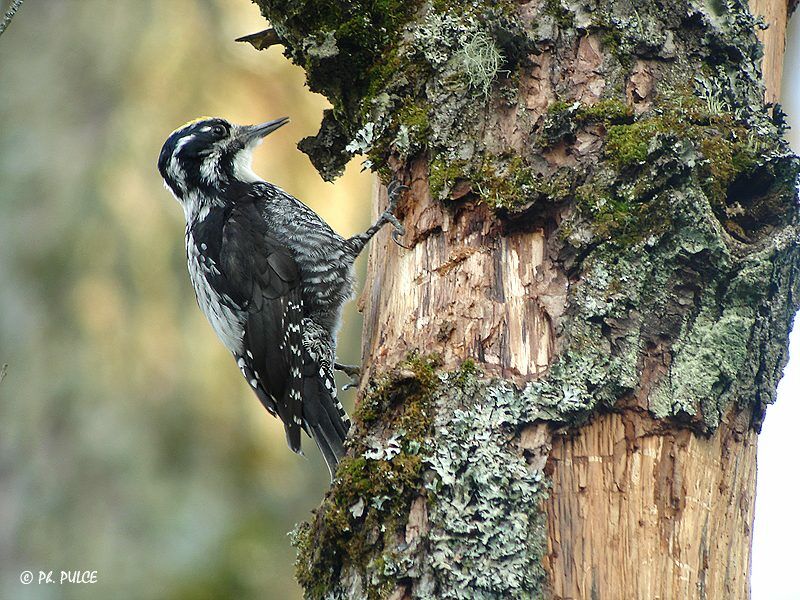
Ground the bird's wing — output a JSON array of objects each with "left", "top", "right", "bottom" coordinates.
[{"left": 219, "top": 205, "right": 304, "bottom": 453}]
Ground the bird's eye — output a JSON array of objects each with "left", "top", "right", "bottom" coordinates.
[{"left": 211, "top": 124, "right": 227, "bottom": 137}]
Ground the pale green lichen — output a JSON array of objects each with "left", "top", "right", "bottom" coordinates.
[
  {"left": 294, "top": 360, "right": 553, "bottom": 600},
  {"left": 650, "top": 309, "right": 753, "bottom": 424},
  {"left": 457, "top": 30, "right": 505, "bottom": 98},
  {"left": 556, "top": 159, "right": 799, "bottom": 432},
  {"left": 424, "top": 375, "right": 548, "bottom": 599}
]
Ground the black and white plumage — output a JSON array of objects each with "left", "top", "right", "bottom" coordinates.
[{"left": 157, "top": 116, "right": 403, "bottom": 478}]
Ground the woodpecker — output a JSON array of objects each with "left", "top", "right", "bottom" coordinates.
[{"left": 157, "top": 116, "right": 404, "bottom": 478}]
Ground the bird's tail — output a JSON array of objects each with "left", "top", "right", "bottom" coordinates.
[{"left": 302, "top": 359, "right": 351, "bottom": 480}]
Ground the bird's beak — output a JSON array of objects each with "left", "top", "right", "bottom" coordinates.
[{"left": 239, "top": 117, "right": 289, "bottom": 146}]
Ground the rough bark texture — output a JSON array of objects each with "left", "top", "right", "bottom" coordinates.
[{"left": 247, "top": 0, "right": 799, "bottom": 598}]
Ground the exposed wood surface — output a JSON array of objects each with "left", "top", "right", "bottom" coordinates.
[
  {"left": 751, "top": 0, "right": 790, "bottom": 104},
  {"left": 360, "top": 159, "right": 566, "bottom": 384},
  {"left": 545, "top": 409, "right": 757, "bottom": 600}
]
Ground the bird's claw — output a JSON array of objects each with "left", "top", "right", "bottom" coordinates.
[
  {"left": 334, "top": 362, "right": 361, "bottom": 390},
  {"left": 387, "top": 180, "right": 408, "bottom": 209},
  {"left": 334, "top": 362, "right": 360, "bottom": 377},
  {"left": 383, "top": 211, "right": 408, "bottom": 248},
  {"left": 385, "top": 180, "right": 408, "bottom": 248},
  {"left": 391, "top": 225, "right": 411, "bottom": 249}
]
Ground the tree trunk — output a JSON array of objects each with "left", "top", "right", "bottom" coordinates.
[{"left": 249, "top": 0, "right": 799, "bottom": 598}]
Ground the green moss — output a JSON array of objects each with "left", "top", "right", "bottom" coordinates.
[
  {"left": 574, "top": 178, "right": 673, "bottom": 246},
  {"left": 429, "top": 152, "right": 575, "bottom": 211},
  {"left": 254, "top": 0, "right": 426, "bottom": 177},
  {"left": 365, "top": 98, "right": 432, "bottom": 166},
  {"left": 363, "top": 46, "right": 407, "bottom": 102},
  {"left": 599, "top": 29, "right": 626, "bottom": 64},
  {"left": 294, "top": 353, "right": 441, "bottom": 600},
  {"left": 598, "top": 98, "right": 772, "bottom": 238},
  {"left": 294, "top": 453, "right": 424, "bottom": 600},
  {"left": 544, "top": 0, "right": 574, "bottom": 28},
  {"left": 452, "top": 358, "right": 480, "bottom": 386},
  {"left": 397, "top": 101, "right": 431, "bottom": 137},
  {"left": 578, "top": 98, "right": 634, "bottom": 124},
  {"left": 698, "top": 136, "right": 737, "bottom": 205},
  {"left": 475, "top": 155, "right": 538, "bottom": 209},
  {"left": 546, "top": 100, "right": 572, "bottom": 114},
  {"left": 428, "top": 156, "right": 470, "bottom": 199},
  {"left": 558, "top": 93, "right": 775, "bottom": 246},
  {"left": 699, "top": 134, "right": 761, "bottom": 207},
  {"left": 479, "top": 157, "right": 575, "bottom": 211},
  {"left": 602, "top": 98, "right": 756, "bottom": 172},
  {"left": 259, "top": 0, "right": 421, "bottom": 112},
  {"left": 541, "top": 98, "right": 634, "bottom": 147},
  {"left": 354, "top": 352, "right": 440, "bottom": 429},
  {"left": 605, "top": 120, "right": 665, "bottom": 168}
]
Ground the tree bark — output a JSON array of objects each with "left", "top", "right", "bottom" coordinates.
[{"left": 249, "top": 0, "right": 799, "bottom": 598}]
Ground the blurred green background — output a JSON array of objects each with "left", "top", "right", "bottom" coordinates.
[{"left": 0, "top": 1, "right": 371, "bottom": 598}]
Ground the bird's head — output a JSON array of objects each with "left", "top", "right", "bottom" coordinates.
[{"left": 157, "top": 116, "right": 289, "bottom": 204}]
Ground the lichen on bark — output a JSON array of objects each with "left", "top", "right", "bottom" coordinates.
[
  {"left": 293, "top": 358, "right": 551, "bottom": 600},
  {"left": 423, "top": 374, "right": 549, "bottom": 599}
]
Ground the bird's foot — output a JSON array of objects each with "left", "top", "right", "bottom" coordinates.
[
  {"left": 334, "top": 362, "right": 361, "bottom": 390},
  {"left": 384, "top": 180, "right": 408, "bottom": 248},
  {"left": 387, "top": 179, "right": 407, "bottom": 210}
]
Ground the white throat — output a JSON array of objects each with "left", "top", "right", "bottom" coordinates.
[{"left": 232, "top": 145, "right": 264, "bottom": 183}]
